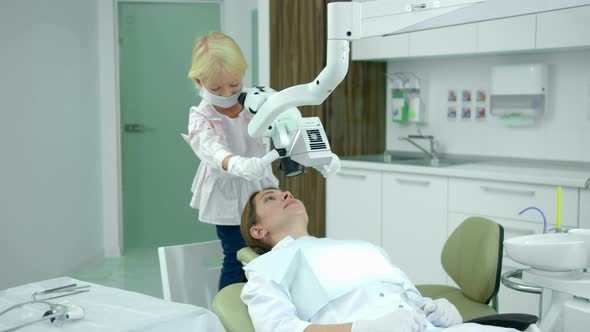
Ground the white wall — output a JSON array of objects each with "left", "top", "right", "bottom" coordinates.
[
  {"left": 257, "top": 0, "right": 270, "bottom": 86},
  {"left": 0, "top": 0, "right": 104, "bottom": 289},
  {"left": 224, "top": 0, "right": 259, "bottom": 86},
  {"left": 97, "top": 0, "right": 122, "bottom": 258},
  {"left": 386, "top": 50, "right": 590, "bottom": 163}
]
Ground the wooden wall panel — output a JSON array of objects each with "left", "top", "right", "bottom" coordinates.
[
  {"left": 326, "top": 61, "right": 387, "bottom": 156},
  {"left": 270, "top": 0, "right": 327, "bottom": 237},
  {"left": 269, "top": 0, "right": 386, "bottom": 237}
]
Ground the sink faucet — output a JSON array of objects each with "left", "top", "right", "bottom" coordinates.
[{"left": 399, "top": 135, "right": 439, "bottom": 165}]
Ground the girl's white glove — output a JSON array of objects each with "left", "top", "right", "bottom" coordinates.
[
  {"left": 423, "top": 298, "right": 463, "bottom": 328},
  {"left": 227, "top": 150, "right": 280, "bottom": 181},
  {"left": 313, "top": 153, "right": 341, "bottom": 178},
  {"left": 351, "top": 309, "right": 425, "bottom": 332}
]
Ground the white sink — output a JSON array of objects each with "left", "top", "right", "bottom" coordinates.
[{"left": 504, "top": 232, "right": 590, "bottom": 271}]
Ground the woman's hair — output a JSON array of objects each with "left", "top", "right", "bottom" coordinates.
[
  {"left": 240, "top": 189, "right": 274, "bottom": 255},
  {"left": 187, "top": 32, "right": 248, "bottom": 86}
]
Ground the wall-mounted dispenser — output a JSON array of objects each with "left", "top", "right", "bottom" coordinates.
[
  {"left": 390, "top": 75, "right": 408, "bottom": 124},
  {"left": 388, "top": 72, "right": 425, "bottom": 124},
  {"left": 490, "top": 64, "right": 548, "bottom": 127}
]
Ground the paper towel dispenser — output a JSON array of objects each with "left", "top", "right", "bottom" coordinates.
[{"left": 490, "top": 64, "right": 548, "bottom": 126}]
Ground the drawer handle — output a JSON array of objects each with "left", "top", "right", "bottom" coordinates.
[
  {"left": 480, "top": 186, "right": 536, "bottom": 197},
  {"left": 396, "top": 178, "right": 430, "bottom": 186},
  {"left": 337, "top": 173, "right": 367, "bottom": 180}
]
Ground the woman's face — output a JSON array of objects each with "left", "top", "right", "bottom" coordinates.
[
  {"left": 251, "top": 189, "right": 307, "bottom": 238},
  {"left": 198, "top": 71, "right": 243, "bottom": 97}
]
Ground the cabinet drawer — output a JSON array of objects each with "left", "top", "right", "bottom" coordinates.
[
  {"left": 409, "top": 23, "right": 477, "bottom": 57},
  {"left": 382, "top": 173, "right": 448, "bottom": 284},
  {"left": 326, "top": 168, "right": 382, "bottom": 246},
  {"left": 536, "top": 5, "right": 590, "bottom": 49},
  {"left": 477, "top": 15, "right": 536, "bottom": 53},
  {"left": 449, "top": 179, "right": 578, "bottom": 227}
]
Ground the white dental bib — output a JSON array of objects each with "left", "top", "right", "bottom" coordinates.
[{"left": 244, "top": 236, "right": 416, "bottom": 320}]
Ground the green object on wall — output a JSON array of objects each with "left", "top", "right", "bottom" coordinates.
[
  {"left": 391, "top": 90, "right": 408, "bottom": 123},
  {"left": 118, "top": 2, "right": 221, "bottom": 249}
]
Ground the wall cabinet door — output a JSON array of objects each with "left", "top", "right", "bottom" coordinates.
[
  {"left": 477, "top": 15, "right": 536, "bottom": 53},
  {"left": 381, "top": 172, "right": 448, "bottom": 285},
  {"left": 326, "top": 168, "right": 382, "bottom": 247},
  {"left": 352, "top": 34, "right": 409, "bottom": 60},
  {"left": 536, "top": 5, "right": 590, "bottom": 49},
  {"left": 448, "top": 212, "right": 546, "bottom": 317},
  {"left": 409, "top": 23, "right": 477, "bottom": 57}
]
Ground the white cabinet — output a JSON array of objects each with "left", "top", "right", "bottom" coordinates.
[
  {"left": 326, "top": 168, "right": 382, "bottom": 246},
  {"left": 409, "top": 23, "right": 477, "bottom": 57},
  {"left": 381, "top": 172, "right": 448, "bottom": 285},
  {"left": 477, "top": 15, "right": 536, "bottom": 53},
  {"left": 536, "top": 6, "right": 590, "bottom": 49},
  {"left": 351, "top": 34, "right": 408, "bottom": 60},
  {"left": 325, "top": 164, "right": 586, "bottom": 317},
  {"left": 449, "top": 178, "right": 579, "bottom": 228},
  {"left": 351, "top": 6, "right": 590, "bottom": 60}
]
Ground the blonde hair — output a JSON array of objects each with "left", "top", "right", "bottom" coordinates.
[
  {"left": 187, "top": 32, "right": 248, "bottom": 87},
  {"left": 240, "top": 190, "right": 274, "bottom": 255}
]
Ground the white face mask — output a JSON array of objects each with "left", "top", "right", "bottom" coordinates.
[{"left": 199, "top": 87, "right": 241, "bottom": 108}]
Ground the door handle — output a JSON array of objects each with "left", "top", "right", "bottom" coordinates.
[
  {"left": 124, "top": 123, "right": 150, "bottom": 133},
  {"left": 396, "top": 178, "right": 430, "bottom": 186},
  {"left": 480, "top": 186, "right": 536, "bottom": 197},
  {"left": 336, "top": 173, "right": 367, "bottom": 180}
]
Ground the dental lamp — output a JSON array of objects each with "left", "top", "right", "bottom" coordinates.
[{"left": 242, "top": 0, "right": 590, "bottom": 177}]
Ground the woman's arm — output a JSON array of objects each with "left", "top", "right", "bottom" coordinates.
[
  {"left": 241, "top": 274, "right": 345, "bottom": 332},
  {"left": 304, "top": 323, "right": 352, "bottom": 332}
]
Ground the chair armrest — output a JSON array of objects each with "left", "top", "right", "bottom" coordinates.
[{"left": 466, "top": 313, "right": 538, "bottom": 331}]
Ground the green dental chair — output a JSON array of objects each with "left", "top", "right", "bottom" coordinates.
[
  {"left": 212, "top": 218, "right": 536, "bottom": 332},
  {"left": 416, "top": 217, "right": 504, "bottom": 322},
  {"left": 211, "top": 248, "right": 259, "bottom": 332}
]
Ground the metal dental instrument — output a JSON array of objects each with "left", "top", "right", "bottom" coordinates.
[
  {"left": 0, "top": 302, "right": 85, "bottom": 332},
  {"left": 0, "top": 283, "right": 90, "bottom": 331},
  {"left": 31, "top": 283, "right": 90, "bottom": 301}
]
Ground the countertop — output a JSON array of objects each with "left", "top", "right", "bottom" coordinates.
[{"left": 340, "top": 153, "right": 590, "bottom": 189}]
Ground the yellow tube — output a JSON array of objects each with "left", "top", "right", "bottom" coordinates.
[{"left": 556, "top": 186, "right": 562, "bottom": 230}]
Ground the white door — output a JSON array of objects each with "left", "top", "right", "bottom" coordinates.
[
  {"left": 326, "top": 168, "right": 382, "bottom": 247},
  {"left": 382, "top": 172, "right": 448, "bottom": 285}
]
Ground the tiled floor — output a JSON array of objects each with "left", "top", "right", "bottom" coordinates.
[{"left": 72, "top": 248, "right": 163, "bottom": 299}]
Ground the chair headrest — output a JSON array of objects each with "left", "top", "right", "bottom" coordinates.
[{"left": 237, "top": 247, "right": 261, "bottom": 264}]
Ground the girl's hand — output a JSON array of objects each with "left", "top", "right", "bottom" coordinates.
[{"left": 227, "top": 150, "right": 280, "bottom": 180}]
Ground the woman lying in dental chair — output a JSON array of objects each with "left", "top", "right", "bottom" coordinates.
[{"left": 239, "top": 188, "right": 524, "bottom": 332}]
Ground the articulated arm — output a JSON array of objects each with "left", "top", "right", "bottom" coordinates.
[{"left": 247, "top": 0, "right": 485, "bottom": 139}]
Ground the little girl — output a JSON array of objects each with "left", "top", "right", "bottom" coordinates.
[{"left": 184, "top": 32, "right": 279, "bottom": 290}]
